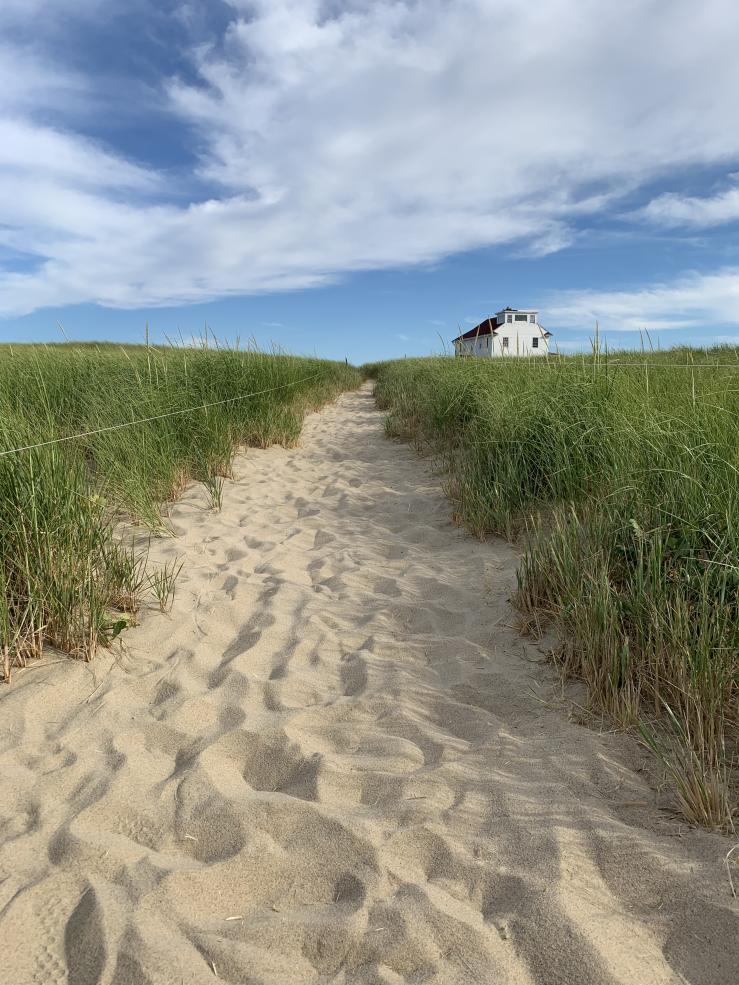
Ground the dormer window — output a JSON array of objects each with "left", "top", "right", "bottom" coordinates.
[
  {"left": 514, "top": 314, "right": 528, "bottom": 322},
  {"left": 506, "top": 314, "right": 512, "bottom": 323},
  {"left": 529, "top": 314, "right": 535, "bottom": 323}
]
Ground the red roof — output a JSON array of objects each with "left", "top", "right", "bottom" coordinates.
[
  {"left": 453, "top": 318, "right": 553, "bottom": 342},
  {"left": 453, "top": 318, "right": 498, "bottom": 341}
]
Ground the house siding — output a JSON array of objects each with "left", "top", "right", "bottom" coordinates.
[{"left": 455, "top": 323, "right": 549, "bottom": 358}]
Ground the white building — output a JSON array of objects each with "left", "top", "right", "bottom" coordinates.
[{"left": 453, "top": 308, "right": 552, "bottom": 358}]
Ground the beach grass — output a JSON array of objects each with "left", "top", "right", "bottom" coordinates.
[
  {"left": 369, "top": 347, "right": 738, "bottom": 829},
  {"left": 0, "top": 341, "right": 359, "bottom": 679}
]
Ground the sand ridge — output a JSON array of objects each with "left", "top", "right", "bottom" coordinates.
[{"left": 0, "top": 384, "right": 736, "bottom": 984}]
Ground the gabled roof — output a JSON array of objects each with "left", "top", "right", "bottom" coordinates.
[
  {"left": 453, "top": 317, "right": 553, "bottom": 343},
  {"left": 452, "top": 318, "right": 498, "bottom": 342}
]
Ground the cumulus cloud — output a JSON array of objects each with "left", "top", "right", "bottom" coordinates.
[
  {"left": 2, "top": 0, "right": 739, "bottom": 314},
  {"left": 547, "top": 268, "right": 739, "bottom": 332}
]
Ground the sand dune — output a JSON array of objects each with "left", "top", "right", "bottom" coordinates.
[{"left": 1, "top": 384, "right": 736, "bottom": 984}]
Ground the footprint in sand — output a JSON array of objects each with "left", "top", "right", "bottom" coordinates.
[{"left": 0, "top": 385, "right": 735, "bottom": 985}]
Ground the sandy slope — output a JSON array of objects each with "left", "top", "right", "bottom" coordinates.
[{"left": 0, "top": 384, "right": 736, "bottom": 985}]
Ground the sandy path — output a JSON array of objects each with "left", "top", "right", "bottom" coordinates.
[{"left": 1, "top": 384, "right": 736, "bottom": 985}]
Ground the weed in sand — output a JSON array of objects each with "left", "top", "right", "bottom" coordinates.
[
  {"left": 205, "top": 475, "right": 225, "bottom": 512},
  {"left": 149, "top": 559, "right": 184, "bottom": 613}
]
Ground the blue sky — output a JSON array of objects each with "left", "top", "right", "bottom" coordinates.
[{"left": 2, "top": 1, "right": 739, "bottom": 362}]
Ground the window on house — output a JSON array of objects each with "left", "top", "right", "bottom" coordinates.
[
  {"left": 502, "top": 337, "right": 509, "bottom": 348},
  {"left": 529, "top": 314, "right": 535, "bottom": 323},
  {"left": 506, "top": 314, "right": 512, "bottom": 322},
  {"left": 515, "top": 314, "right": 528, "bottom": 322},
  {"left": 532, "top": 337, "right": 539, "bottom": 348}
]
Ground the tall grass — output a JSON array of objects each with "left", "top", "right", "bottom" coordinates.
[
  {"left": 371, "top": 349, "right": 738, "bottom": 829},
  {"left": 0, "top": 342, "right": 359, "bottom": 679}
]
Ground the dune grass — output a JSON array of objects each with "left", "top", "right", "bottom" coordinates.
[
  {"left": 370, "top": 348, "right": 738, "bottom": 829},
  {"left": 0, "top": 342, "right": 359, "bottom": 680}
]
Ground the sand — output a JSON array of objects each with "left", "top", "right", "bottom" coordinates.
[{"left": 0, "top": 383, "right": 736, "bottom": 985}]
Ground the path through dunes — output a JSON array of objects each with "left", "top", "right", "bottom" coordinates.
[{"left": 0, "top": 384, "right": 736, "bottom": 985}]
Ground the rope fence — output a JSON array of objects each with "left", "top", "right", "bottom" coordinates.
[{"left": 0, "top": 372, "right": 324, "bottom": 458}]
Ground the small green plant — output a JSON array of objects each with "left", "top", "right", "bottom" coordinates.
[
  {"left": 640, "top": 708, "right": 733, "bottom": 831},
  {"left": 639, "top": 716, "right": 734, "bottom": 831},
  {"left": 106, "top": 540, "right": 150, "bottom": 616},
  {"left": 100, "top": 613, "right": 132, "bottom": 649},
  {"left": 149, "top": 559, "right": 184, "bottom": 613},
  {"left": 205, "top": 475, "right": 225, "bottom": 511}
]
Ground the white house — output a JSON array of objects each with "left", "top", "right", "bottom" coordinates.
[{"left": 453, "top": 308, "right": 552, "bottom": 358}]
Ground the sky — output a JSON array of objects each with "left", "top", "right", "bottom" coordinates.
[{"left": 2, "top": 0, "right": 739, "bottom": 362}]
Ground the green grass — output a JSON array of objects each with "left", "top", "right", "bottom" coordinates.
[
  {"left": 370, "top": 348, "right": 738, "bottom": 829},
  {"left": 0, "top": 342, "right": 359, "bottom": 679}
]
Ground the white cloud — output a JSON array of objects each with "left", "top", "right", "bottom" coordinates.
[
  {"left": 3, "top": 1, "right": 739, "bottom": 314},
  {"left": 547, "top": 268, "right": 739, "bottom": 332},
  {"left": 0, "top": 118, "right": 156, "bottom": 192},
  {"left": 637, "top": 179, "right": 739, "bottom": 228},
  {"left": 0, "top": 43, "right": 90, "bottom": 116}
]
